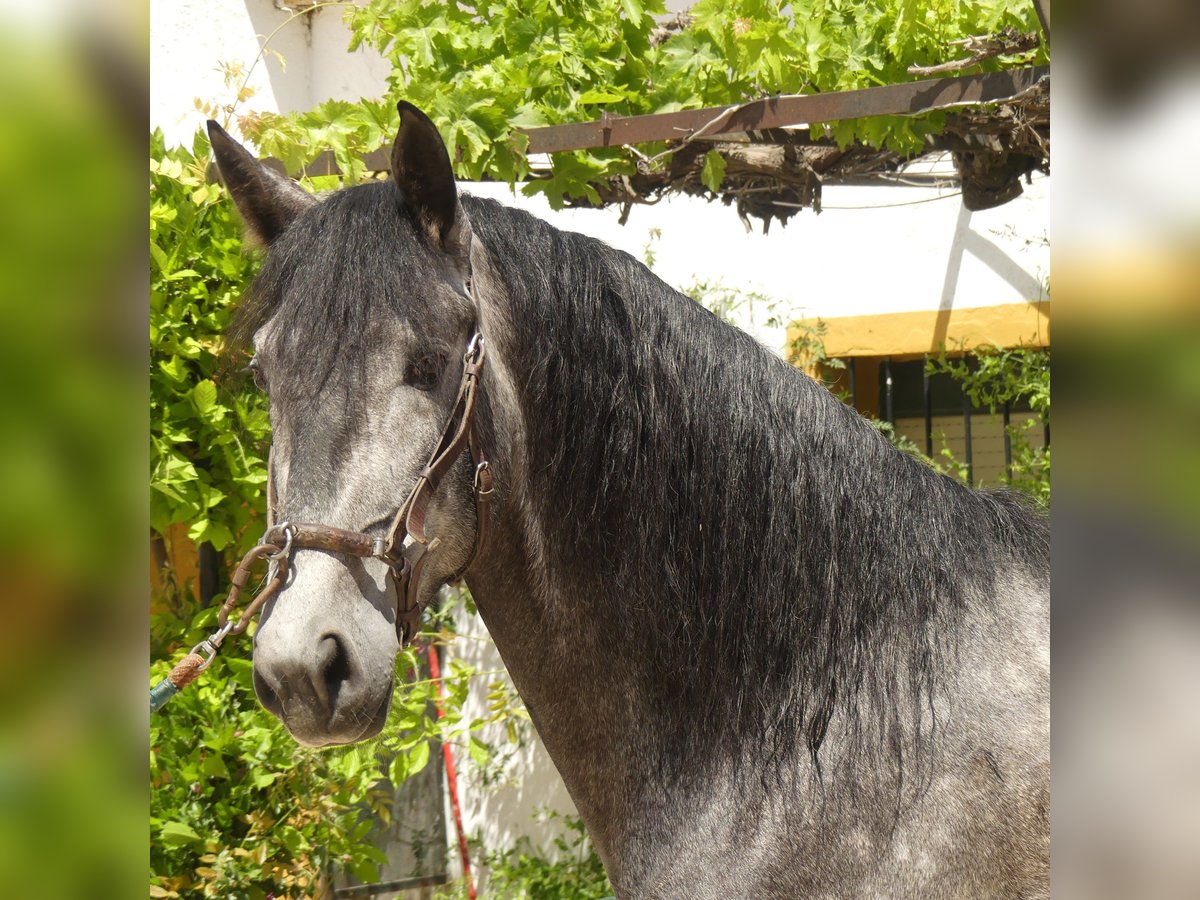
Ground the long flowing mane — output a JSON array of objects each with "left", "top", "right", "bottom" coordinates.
[{"left": 462, "top": 194, "right": 1049, "bottom": 775}]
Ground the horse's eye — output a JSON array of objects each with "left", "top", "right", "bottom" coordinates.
[
  {"left": 405, "top": 354, "right": 442, "bottom": 390},
  {"left": 246, "top": 357, "right": 268, "bottom": 392}
]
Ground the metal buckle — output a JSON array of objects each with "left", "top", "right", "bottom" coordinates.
[
  {"left": 375, "top": 532, "right": 415, "bottom": 563},
  {"left": 473, "top": 459, "right": 492, "bottom": 492},
  {"left": 464, "top": 331, "right": 483, "bottom": 363}
]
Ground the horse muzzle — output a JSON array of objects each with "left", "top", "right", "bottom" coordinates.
[
  {"left": 252, "top": 629, "right": 394, "bottom": 746},
  {"left": 249, "top": 547, "right": 399, "bottom": 746}
]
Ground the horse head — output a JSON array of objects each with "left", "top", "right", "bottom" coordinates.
[{"left": 209, "top": 104, "right": 484, "bottom": 746}]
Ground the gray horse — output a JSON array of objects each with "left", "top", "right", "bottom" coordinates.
[{"left": 209, "top": 102, "right": 1049, "bottom": 899}]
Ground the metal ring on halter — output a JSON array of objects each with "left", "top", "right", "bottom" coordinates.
[{"left": 266, "top": 522, "right": 294, "bottom": 561}]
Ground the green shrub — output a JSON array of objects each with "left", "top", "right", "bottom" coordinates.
[
  {"left": 150, "top": 128, "right": 269, "bottom": 556},
  {"left": 928, "top": 346, "right": 1051, "bottom": 505},
  {"left": 150, "top": 608, "right": 395, "bottom": 899},
  {"left": 434, "top": 813, "right": 612, "bottom": 900},
  {"left": 483, "top": 814, "right": 612, "bottom": 900}
]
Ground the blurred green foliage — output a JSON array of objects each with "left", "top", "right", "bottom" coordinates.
[
  {"left": 0, "top": 35, "right": 137, "bottom": 584},
  {"left": 240, "top": 0, "right": 1046, "bottom": 208},
  {"left": 0, "top": 27, "right": 143, "bottom": 900},
  {"left": 1056, "top": 324, "right": 1200, "bottom": 537}
]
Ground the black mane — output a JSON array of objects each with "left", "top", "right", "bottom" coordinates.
[{"left": 462, "top": 194, "right": 1048, "bottom": 771}]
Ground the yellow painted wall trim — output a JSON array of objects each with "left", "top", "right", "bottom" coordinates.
[{"left": 790, "top": 300, "right": 1050, "bottom": 359}]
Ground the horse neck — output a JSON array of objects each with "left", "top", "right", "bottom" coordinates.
[
  {"left": 459, "top": 230, "right": 838, "bottom": 872},
  {"left": 459, "top": 251, "right": 720, "bottom": 861},
  {"left": 456, "top": 206, "right": 1038, "bottom": 879}
]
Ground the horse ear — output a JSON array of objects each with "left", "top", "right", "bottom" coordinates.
[
  {"left": 207, "top": 120, "right": 314, "bottom": 246},
  {"left": 391, "top": 102, "right": 469, "bottom": 257}
]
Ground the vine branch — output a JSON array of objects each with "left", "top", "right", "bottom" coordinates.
[{"left": 907, "top": 27, "right": 1041, "bottom": 76}]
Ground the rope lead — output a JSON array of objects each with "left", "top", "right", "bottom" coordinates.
[{"left": 149, "top": 651, "right": 208, "bottom": 712}]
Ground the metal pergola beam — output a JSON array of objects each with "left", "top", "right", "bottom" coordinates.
[
  {"left": 261, "top": 65, "right": 1048, "bottom": 179},
  {"left": 518, "top": 66, "right": 1049, "bottom": 155}
]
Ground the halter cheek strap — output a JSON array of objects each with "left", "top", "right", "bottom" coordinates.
[
  {"left": 383, "top": 331, "right": 489, "bottom": 552},
  {"left": 377, "top": 330, "right": 493, "bottom": 643}
]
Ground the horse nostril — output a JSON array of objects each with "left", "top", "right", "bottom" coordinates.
[
  {"left": 316, "top": 633, "right": 353, "bottom": 713},
  {"left": 253, "top": 667, "right": 282, "bottom": 716},
  {"left": 254, "top": 632, "right": 363, "bottom": 733}
]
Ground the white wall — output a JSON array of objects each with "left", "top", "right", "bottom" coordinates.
[{"left": 150, "top": 0, "right": 390, "bottom": 148}]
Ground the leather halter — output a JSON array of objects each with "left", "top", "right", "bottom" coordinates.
[{"left": 214, "top": 328, "right": 493, "bottom": 649}]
